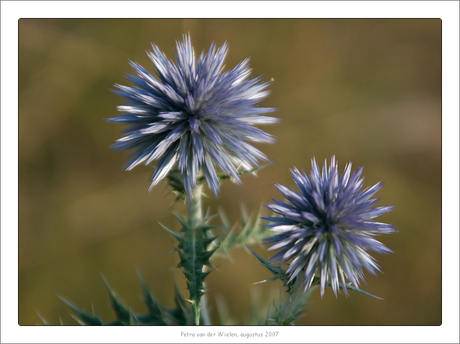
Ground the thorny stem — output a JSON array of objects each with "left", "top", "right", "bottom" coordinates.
[
  {"left": 200, "top": 280, "right": 211, "bottom": 326},
  {"left": 184, "top": 184, "right": 210, "bottom": 325},
  {"left": 186, "top": 185, "right": 202, "bottom": 230}
]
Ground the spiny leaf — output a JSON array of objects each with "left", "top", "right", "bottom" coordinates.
[
  {"left": 137, "top": 270, "right": 166, "bottom": 321},
  {"left": 170, "top": 277, "right": 195, "bottom": 325},
  {"left": 203, "top": 212, "right": 219, "bottom": 224},
  {"left": 198, "top": 224, "right": 221, "bottom": 233},
  {"left": 57, "top": 273, "right": 197, "bottom": 326},
  {"left": 159, "top": 222, "right": 184, "bottom": 243},
  {"left": 36, "top": 312, "right": 49, "bottom": 325},
  {"left": 166, "top": 215, "right": 217, "bottom": 325},
  {"left": 265, "top": 286, "right": 315, "bottom": 326},
  {"left": 203, "top": 233, "right": 221, "bottom": 248},
  {"left": 101, "top": 275, "right": 132, "bottom": 324},
  {"left": 215, "top": 207, "right": 271, "bottom": 257},
  {"left": 172, "top": 212, "right": 190, "bottom": 230},
  {"left": 59, "top": 296, "right": 103, "bottom": 325},
  {"left": 129, "top": 313, "right": 142, "bottom": 325},
  {"left": 247, "top": 247, "right": 293, "bottom": 291},
  {"left": 71, "top": 315, "right": 87, "bottom": 325},
  {"left": 165, "top": 171, "right": 187, "bottom": 202}
]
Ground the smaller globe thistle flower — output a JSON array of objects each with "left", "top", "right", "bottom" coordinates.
[
  {"left": 107, "top": 34, "right": 278, "bottom": 196},
  {"left": 263, "top": 156, "right": 396, "bottom": 297}
]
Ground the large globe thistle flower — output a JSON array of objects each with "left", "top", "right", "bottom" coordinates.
[
  {"left": 263, "top": 156, "right": 396, "bottom": 297},
  {"left": 107, "top": 35, "right": 278, "bottom": 196}
]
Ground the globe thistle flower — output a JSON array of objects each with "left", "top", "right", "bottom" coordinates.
[
  {"left": 263, "top": 156, "right": 396, "bottom": 297},
  {"left": 107, "top": 34, "right": 278, "bottom": 196}
]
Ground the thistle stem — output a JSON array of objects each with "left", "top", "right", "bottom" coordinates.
[
  {"left": 184, "top": 184, "right": 210, "bottom": 325},
  {"left": 186, "top": 185, "right": 203, "bottom": 229}
]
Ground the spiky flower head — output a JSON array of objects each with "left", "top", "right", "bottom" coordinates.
[
  {"left": 107, "top": 34, "right": 278, "bottom": 196},
  {"left": 263, "top": 156, "right": 395, "bottom": 297}
]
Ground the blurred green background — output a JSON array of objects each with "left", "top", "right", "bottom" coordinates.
[{"left": 19, "top": 19, "right": 441, "bottom": 325}]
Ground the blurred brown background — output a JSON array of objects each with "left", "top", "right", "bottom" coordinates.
[{"left": 19, "top": 19, "right": 441, "bottom": 325}]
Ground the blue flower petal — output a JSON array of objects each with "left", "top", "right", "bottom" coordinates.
[
  {"left": 263, "top": 156, "right": 395, "bottom": 297},
  {"left": 108, "top": 34, "right": 277, "bottom": 196}
]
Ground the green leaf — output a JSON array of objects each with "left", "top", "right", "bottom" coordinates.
[
  {"left": 158, "top": 222, "right": 185, "bottom": 243},
  {"left": 247, "top": 247, "right": 293, "bottom": 291},
  {"left": 57, "top": 273, "right": 197, "bottom": 326},
  {"left": 137, "top": 271, "right": 166, "bottom": 322},
  {"left": 215, "top": 207, "right": 271, "bottom": 257},
  {"left": 58, "top": 296, "right": 103, "bottom": 325},
  {"left": 164, "top": 210, "right": 218, "bottom": 325},
  {"left": 36, "top": 312, "right": 49, "bottom": 325},
  {"left": 170, "top": 277, "right": 195, "bottom": 325},
  {"left": 172, "top": 212, "right": 190, "bottom": 231},
  {"left": 101, "top": 275, "right": 132, "bottom": 324}
]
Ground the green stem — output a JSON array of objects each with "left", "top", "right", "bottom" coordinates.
[
  {"left": 200, "top": 282, "right": 211, "bottom": 326},
  {"left": 184, "top": 184, "right": 210, "bottom": 325},
  {"left": 186, "top": 185, "right": 202, "bottom": 229}
]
